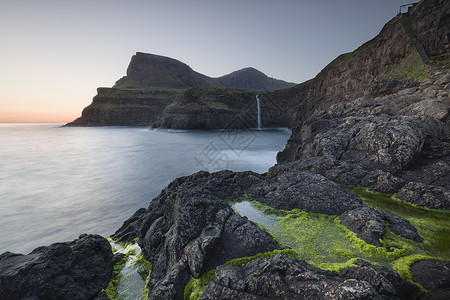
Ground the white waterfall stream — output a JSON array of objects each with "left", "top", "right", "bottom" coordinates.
[{"left": 256, "top": 94, "right": 261, "bottom": 130}]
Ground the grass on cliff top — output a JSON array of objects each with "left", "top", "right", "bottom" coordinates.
[
  {"left": 429, "top": 53, "right": 450, "bottom": 71},
  {"left": 183, "top": 86, "right": 256, "bottom": 97},
  {"left": 380, "top": 51, "right": 431, "bottom": 82},
  {"left": 205, "top": 101, "right": 231, "bottom": 110}
]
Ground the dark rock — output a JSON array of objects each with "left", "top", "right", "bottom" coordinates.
[
  {"left": 399, "top": 99, "right": 449, "bottom": 120},
  {"left": 396, "top": 182, "right": 450, "bottom": 210},
  {"left": 360, "top": 170, "right": 405, "bottom": 194},
  {"left": 339, "top": 207, "right": 422, "bottom": 246},
  {"left": 340, "top": 207, "right": 386, "bottom": 247},
  {"left": 400, "top": 156, "right": 450, "bottom": 190},
  {"left": 152, "top": 87, "right": 289, "bottom": 129},
  {"left": 340, "top": 259, "right": 421, "bottom": 298},
  {"left": 200, "top": 254, "right": 381, "bottom": 299},
  {"left": 113, "top": 170, "right": 280, "bottom": 300},
  {"left": 382, "top": 211, "right": 423, "bottom": 243},
  {"left": 0, "top": 234, "right": 113, "bottom": 300},
  {"left": 66, "top": 88, "right": 174, "bottom": 127},
  {"left": 247, "top": 166, "right": 363, "bottom": 215},
  {"left": 410, "top": 260, "right": 450, "bottom": 292}
]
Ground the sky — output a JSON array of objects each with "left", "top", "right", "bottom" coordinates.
[{"left": 0, "top": 0, "right": 415, "bottom": 123}]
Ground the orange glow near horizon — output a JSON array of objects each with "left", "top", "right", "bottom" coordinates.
[{"left": 0, "top": 111, "right": 78, "bottom": 123}]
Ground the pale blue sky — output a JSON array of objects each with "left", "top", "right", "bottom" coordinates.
[{"left": 0, "top": 0, "right": 414, "bottom": 122}]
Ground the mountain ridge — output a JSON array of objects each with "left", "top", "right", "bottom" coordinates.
[{"left": 113, "top": 52, "right": 296, "bottom": 91}]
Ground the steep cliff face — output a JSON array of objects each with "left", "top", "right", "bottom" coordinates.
[
  {"left": 66, "top": 88, "right": 178, "bottom": 126},
  {"left": 153, "top": 87, "right": 289, "bottom": 129},
  {"left": 276, "top": 0, "right": 448, "bottom": 145},
  {"left": 269, "top": 0, "right": 449, "bottom": 128}
]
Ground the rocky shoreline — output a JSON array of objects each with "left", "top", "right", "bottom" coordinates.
[{"left": 1, "top": 0, "right": 449, "bottom": 299}]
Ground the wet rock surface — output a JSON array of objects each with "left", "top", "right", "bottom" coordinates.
[
  {"left": 113, "top": 170, "right": 281, "bottom": 299},
  {"left": 339, "top": 207, "right": 423, "bottom": 246},
  {"left": 200, "top": 254, "right": 420, "bottom": 300},
  {"left": 410, "top": 260, "right": 450, "bottom": 292},
  {"left": 112, "top": 167, "right": 433, "bottom": 298},
  {"left": 0, "top": 234, "right": 113, "bottom": 300}
]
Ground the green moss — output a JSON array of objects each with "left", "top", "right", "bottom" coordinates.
[
  {"left": 205, "top": 101, "right": 230, "bottom": 110},
  {"left": 380, "top": 51, "right": 431, "bottom": 82},
  {"left": 429, "top": 53, "right": 450, "bottom": 70},
  {"left": 228, "top": 193, "right": 450, "bottom": 291},
  {"left": 225, "top": 249, "right": 300, "bottom": 267},
  {"left": 184, "top": 270, "right": 216, "bottom": 300},
  {"left": 343, "top": 186, "right": 450, "bottom": 260},
  {"left": 134, "top": 254, "right": 152, "bottom": 281},
  {"left": 166, "top": 99, "right": 179, "bottom": 109},
  {"left": 102, "top": 252, "right": 133, "bottom": 300}
]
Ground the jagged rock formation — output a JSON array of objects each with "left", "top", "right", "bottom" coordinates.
[
  {"left": 0, "top": 234, "right": 112, "bottom": 300},
  {"left": 201, "top": 255, "right": 419, "bottom": 299},
  {"left": 114, "top": 52, "right": 296, "bottom": 91},
  {"left": 111, "top": 167, "right": 429, "bottom": 299},
  {"left": 112, "top": 170, "right": 282, "bottom": 299},
  {"left": 276, "top": 0, "right": 450, "bottom": 212}
]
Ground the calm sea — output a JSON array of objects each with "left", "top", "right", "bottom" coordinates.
[{"left": 0, "top": 123, "right": 290, "bottom": 254}]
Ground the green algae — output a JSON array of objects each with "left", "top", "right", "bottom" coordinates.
[
  {"left": 184, "top": 270, "right": 216, "bottom": 300},
  {"left": 102, "top": 251, "right": 133, "bottom": 300},
  {"left": 102, "top": 237, "right": 151, "bottom": 300},
  {"left": 344, "top": 186, "right": 450, "bottom": 260},
  {"left": 184, "top": 188, "right": 449, "bottom": 298},
  {"left": 229, "top": 195, "right": 449, "bottom": 291}
]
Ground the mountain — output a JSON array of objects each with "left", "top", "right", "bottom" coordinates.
[
  {"left": 5, "top": 1, "right": 450, "bottom": 299},
  {"left": 66, "top": 53, "right": 296, "bottom": 127},
  {"left": 113, "top": 52, "right": 296, "bottom": 91}
]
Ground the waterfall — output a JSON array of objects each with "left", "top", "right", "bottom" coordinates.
[{"left": 256, "top": 94, "right": 261, "bottom": 130}]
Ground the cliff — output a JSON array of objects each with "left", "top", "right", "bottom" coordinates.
[
  {"left": 66, "top": 88, "right": 178, "bottom": 126},
  {"left": 272, "top": 0, "right": 449, "bottom": 126},
  {"left": 66, "top": 53, "right": 296, "bottom": 127},
  {"left": 153, "top": 87, "right": 289, "bottom": 129}
]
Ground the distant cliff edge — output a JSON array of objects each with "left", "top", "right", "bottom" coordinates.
[{"left": 66, "top": 53, "right": 296, "bottom": 127}]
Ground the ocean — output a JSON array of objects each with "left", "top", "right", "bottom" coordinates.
[{"left": 0, "top": 123, "right": 290, "bottom": 254}]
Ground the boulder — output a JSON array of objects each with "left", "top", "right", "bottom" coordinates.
[
  {"left": 339, "top": 207, "right": 423, "bottom": 247},
  {"left": 0, "top": 234, "right": 113, "bottom": 300},
  {"left": 248, "top": 166, "right": 363, "bottom": 215},
  {"left": 340, "top": 259, "right": 420, "bottom": 298}
]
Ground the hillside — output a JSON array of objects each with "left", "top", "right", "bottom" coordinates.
[{"left": 113, "top": 52, "right": 296, "bottom": 91}]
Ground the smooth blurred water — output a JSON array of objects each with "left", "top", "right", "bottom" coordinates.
[{"left": 0, "top": 123, "right": 290, "bottom": 254}]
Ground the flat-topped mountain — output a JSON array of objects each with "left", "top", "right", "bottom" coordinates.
[{"left": 113, "top": 52, "right": 296, "bottom": 91}]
